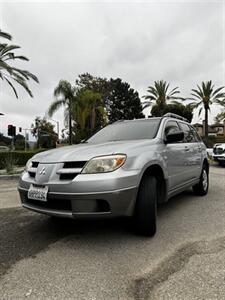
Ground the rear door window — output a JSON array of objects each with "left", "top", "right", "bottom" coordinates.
[
  {"left": 189, "top": 126, "right": 202, "bottom": 142},
  {"left": 179, "top": 122, "right": 196, "bottom": 143}
]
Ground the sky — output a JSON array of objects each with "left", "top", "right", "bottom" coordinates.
[{"left": 0, "top": 0, "right": 224, "bottom": 139}]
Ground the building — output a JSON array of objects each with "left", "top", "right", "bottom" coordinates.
[{"left": 193, "top": 120, "right": 225, "bottom": 137}]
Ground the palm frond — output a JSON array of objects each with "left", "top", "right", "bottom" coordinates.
[
  {"left": 4, "top": 54, "right": 29, "bottom": 62},
  {"left": 4, "top": 77, "right": 18, "bottom": 98},
  {"left": 0, "top": 30, "right": 12, "bottom": 40},
  {"left": 11, "top": 75, "right": 33, "bottom": 97},
  {"left": 12, "top": 68, "right": 39, "bottom": 83},
  {"left": 212, "top": 86, "right": 224, "bottom": 97},
  {"left": 0, "top": 45, "right": 20, "bottom": 55},
  {"left": 48, "top": 99, "right": 64, "bottom": 117},
  {"left": 198, "top": 107, "right": 203, "bottom": 116}
]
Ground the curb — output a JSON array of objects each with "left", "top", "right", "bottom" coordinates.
[{"left": 0, "top": 174, "right": 20, "bottom": 180}]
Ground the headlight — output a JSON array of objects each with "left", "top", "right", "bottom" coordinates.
[
  {"left": 25, "top": 159, "right": 32, "bottom": 171},
  {"left": 81, "top": 154, "right": 126, "bottom": 174}
]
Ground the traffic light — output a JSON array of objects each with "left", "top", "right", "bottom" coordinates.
[
  {"left": 19, "top": 127, "right": 22, "bottom": 133},
  {"left": 7, "top": 125, "right": 16, "bottom": 136}
]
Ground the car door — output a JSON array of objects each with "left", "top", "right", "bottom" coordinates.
[
  {"left": 163, "top": 120, "right": 189, "bottom": 191},
  {"left": 178, "top": 122, "right": 201, "bottom": 180},
  {"left": 189, "top": 125, "right": 203, "bottom": 177}
]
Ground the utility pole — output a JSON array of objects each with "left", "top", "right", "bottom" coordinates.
[
  {"left": 20, "top": 128, "right": 31, "bottom": 151},
  {"left": 0, "top": 113, "right": 4, "bottom": 135}
]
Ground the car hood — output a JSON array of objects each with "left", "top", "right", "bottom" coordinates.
[{"left": 32, "top": 140, "right": 156, "bottom": 163}]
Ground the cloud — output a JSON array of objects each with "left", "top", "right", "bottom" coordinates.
[{"left": 0, "top": 0, "right": 224, "bottom": 137}]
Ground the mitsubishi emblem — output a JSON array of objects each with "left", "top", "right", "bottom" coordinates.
[{"left": 39, "top": 167, "right": 46, "bottom": 175}]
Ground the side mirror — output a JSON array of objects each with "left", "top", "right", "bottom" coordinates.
[{"left": 165, "top": 130, "right": 184, "bottom": 144}]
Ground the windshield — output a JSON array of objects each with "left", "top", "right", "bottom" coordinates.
[{"left": 87, "top": 119, "right": 160, "bottom": 144}]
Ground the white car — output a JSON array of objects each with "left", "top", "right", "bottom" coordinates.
[{"left": 213, "top": 143, "right": 225, "bottom": 166}]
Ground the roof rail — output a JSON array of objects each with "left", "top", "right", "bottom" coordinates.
[{"left": 163, "top": 113, "right": 188, "bottom": 122}]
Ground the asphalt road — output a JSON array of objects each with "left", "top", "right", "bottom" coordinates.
[{"left": 0, "top": 166, "right": 225, "bottom": 299}]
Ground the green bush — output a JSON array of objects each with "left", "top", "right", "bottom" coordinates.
[
  {"left": 202, "top": 136, "right": 225, "bottom": 148},
  {"left": 215, "top": 136, "right": 225, "bottom": 144},
  {"left": 3, "top": 155, "right": 18, "bottom": 174},
  {"left": 0, "top": 150, "right": 45, "bottom": 169}
]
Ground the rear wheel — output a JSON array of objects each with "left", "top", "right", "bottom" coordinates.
[
  {"left": 134, "top": 175, "right": 157, "bottom": 237},
  {"left": 193, "top": 164, "right": 209, "bottom": 196}
]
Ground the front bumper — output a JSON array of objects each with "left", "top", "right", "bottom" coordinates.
[{"left": 18, "top": 169, "right": 139, "bottom": 218}]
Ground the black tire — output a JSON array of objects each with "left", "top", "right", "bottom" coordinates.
[
  {"left": 134, "top": 175, "right": 157, "bottom": 237},
  {"left": 192, "top": 164, "right": 209, "bottom": 196}
]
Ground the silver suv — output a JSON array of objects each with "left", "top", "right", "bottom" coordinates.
[{"left": 18, "top": 113, "right": 209, "bottom": 236}]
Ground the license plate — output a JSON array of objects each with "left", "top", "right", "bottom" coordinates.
[
  {"left": 218, "top": 158, "right": 225, "bottom": 161},
  {"left": 28, "top": 185, "right": 48, "bottom": 202}
]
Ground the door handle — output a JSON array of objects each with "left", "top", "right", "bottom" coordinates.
[{"left": 185, "top": 146, "right": 190, "bottom": 151}]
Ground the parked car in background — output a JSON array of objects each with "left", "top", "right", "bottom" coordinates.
[
  {"left": 213, "top": 143, "right": 225, "bottom": 166},
  {"left": 206, "top": 148, "right": 213, "bottom": 157},
  {"left": 18, "top": 113, "right": 209, "bottom": 237}
]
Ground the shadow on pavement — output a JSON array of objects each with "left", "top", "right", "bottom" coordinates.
[{"left": 0, "top": 189, "right": 195, "bottom": 278}]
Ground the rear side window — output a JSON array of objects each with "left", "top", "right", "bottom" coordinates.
[
  {"left": 189, "top": 126, "right": 202, "bottom": 142},
  {"left": 179, "top": 122, "right": 196, "bottom": 143},
  {"left": 165, "top": 121, "right": 180, "bottom": 135}
]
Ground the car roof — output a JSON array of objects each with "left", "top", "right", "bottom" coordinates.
[{"left": 113, "top": 115, "right": 190, "bottom": 124}]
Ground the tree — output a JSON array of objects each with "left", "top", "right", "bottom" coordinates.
[
  {"left": 48, "top": 80, "right": 76, "bottom": 145},
  {"left": 14, "top": 134, "right": 29, "bottom": 150},
  {"left": 215, "top": 111, "right": 225, "bottom": 124},
  {"left": 76, "top": 73, "right": 109, "bottom": 97},
  {"left": 191, "top": 81, "right": 225, "bottom": 137},
  {"left": 151, "top": 103, "right": 193, "bottom": 122},
  {"left": 143, "top": 80, "right": 182, "bottom": 115},
  {"left": 0, "top": 29, "right": 38, "bottom": 98},
  {"left": 0, "top": 133, "right": 11, "bottom": 146},
  {"left": 76, "top": 73, "right": 110, "bottom": 127},
  {"left": 72, "top": 89, "right": 106, "bottom": 142},
  {"left": 31, "top": 116, "right": 57, "bottom": 149},
  {"left": 107, "top": 78, "right": 144, "bottom": 123}
]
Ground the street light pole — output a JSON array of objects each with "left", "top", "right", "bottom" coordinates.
[{"left": 0, "top": 113, "right": 4, "bottom": 135}]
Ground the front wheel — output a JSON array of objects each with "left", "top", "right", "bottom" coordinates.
[
  {"left": 192, "top": 164, "right": 209, "bottom": 196},
  {"left": 134, "top": 175, "right": 157, "bottom": 237}
]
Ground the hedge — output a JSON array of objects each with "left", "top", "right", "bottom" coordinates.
[
  {"left": 0, "top": 150, "right": 45, "bottom": 169},
  {"left": 202, "top": 136, "right": 225, "bottom": 148}
]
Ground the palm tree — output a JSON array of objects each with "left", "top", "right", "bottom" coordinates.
[
  {"left": 0, "top": 29, "right": 38, "bottom": 98},
  {"left": 73, "top": 89, "right": 106, "bottom": 137},
  {"left": 214, "top": 111, "right": 225, "bottom": 124},
  {"left": 48, "top": 80, "right": 76, "bottom": 145},
  {"left": 191, "top": 81, "right": 225, "bottom": 137},
  {"left": 143, "top": 80, "right": 182, "bottom": 111}
]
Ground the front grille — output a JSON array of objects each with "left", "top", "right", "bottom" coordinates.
[
  {"left": 60, "top": 173, "right": 79, "bottom": 180},
  {"left": 59, "top": 161, "right": 87, "bottom": 180},
  {"left": 32, "top": 161, "right": 39, "bottom": 168},
  {"left": 28, "top": 171, "right": 35, "bottom": 178},
  {"left": 24, "top": 196, "right": 72, "bottom": 211},
  {"left": 28, "top": 161, "right": 39, "bottom": 178},
  {"left": 63, "top": 161, "right": 87, "bottom": 169}
]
